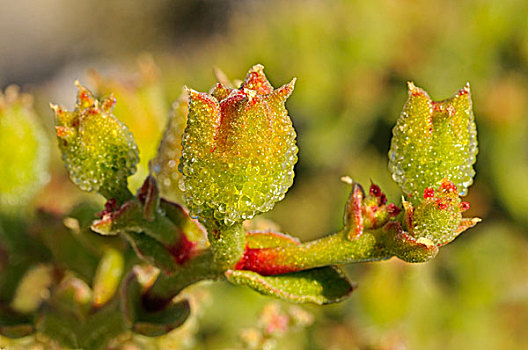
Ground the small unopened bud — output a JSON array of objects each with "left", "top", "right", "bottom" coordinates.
[
  {"left": 52, "top": 82, "right": 139, "bottom": 200},
  {"left": 389, "top": 82, "right": 477, "bottom": 202},
  {"left": 180, "top": 65, "right": 298, "bottom": 226}
]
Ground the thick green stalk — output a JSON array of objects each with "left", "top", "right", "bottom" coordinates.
[
  {"left": 237, "top": 228, "right": 391, "bottom": 276},
  {"left": 207, "top": 221, "right": 246, "bottom": 270},
  {"left": 282, "top": 229, "right": 389, "bottom": 267}
]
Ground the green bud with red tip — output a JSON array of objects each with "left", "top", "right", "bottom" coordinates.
[
  {"left": 389, "top": 82, "right": 477, "bottom": 203},
  {"left": 88, "top": 57, "right": 168, "bottom": 191},
  {"left": 52, "top": 82, "right": 139, "bottom": 201},
  {"left": 180, "top": 65, "right": 298, "bottom": 226}
]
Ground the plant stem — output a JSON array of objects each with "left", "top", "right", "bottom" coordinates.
[
  {"left": 143, "top": 249, "right": 222, "bottom": 310},
  {"left": 207, "top": 221, "right": 246, "bottom": 270},
  {"left": 237, "top": 229, "right": 391, "bottom": 275}
]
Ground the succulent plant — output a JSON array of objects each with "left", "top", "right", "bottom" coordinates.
[{"left": 1, "top": 66, "right": 481, "bottom": 349}]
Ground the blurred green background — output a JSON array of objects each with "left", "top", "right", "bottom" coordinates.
[{"left": 1, "top": 0, "right": 528, "bottom": 348}]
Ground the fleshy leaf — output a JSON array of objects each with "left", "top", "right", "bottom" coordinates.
[
  {"left": 388, "top": 82, "right": 477, "bottom": 201},
  {"left": 91, "top": 177, "right": 203, "bottom": 270},
  {"left": 133, "top": 299, "right": 190, "bottom": 337},
  {"left": 51, "top": 82, "right": 139, "bottom": 201},
  {"left": 0, "top": 306, "right": 34, "bottom": 338},
  {"left": 93, "top": 248, "right": 124, "bottom": 307},
  {"left": 52, "top": 276, "right": 93, "bottom": 317},
  {"left": 38, "top": 211, "right": 99, "bottom": 283},
  {"left": 36, "top": 304, "right": 80, "bottom": 348},
  {"left": 36, "top": 302, "right": 127, "bottom": 350},
  {"left": 159, "top": 199, "right": 208, "bottom": 248},
  {"left": 11, "top": 264, "right": 53, "bottom": 314},
  {"left": 0, "top": 86, "right": 49, "bottom": 212},
  {"left": 122, "top": 231, "right": 179, "bottom": 273},
  {"left": 92, "top": 178, "right": 182, "bottom": 246},
  {"left": 180, "top": 65, "right": 298, "bottom": 226},
  {"left": 121, "top": 269, "right": 190, "bottom": 337},
  {"left": 225, "top": 266, "right": 354, "bottom": 305}
]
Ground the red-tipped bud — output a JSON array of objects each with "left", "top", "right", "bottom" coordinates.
[
  {"left": 180, "top": 65, "right": 298, "bottom": 226},
  {"left": 389, "top": 82, "right": 477, "bottom": 201}
]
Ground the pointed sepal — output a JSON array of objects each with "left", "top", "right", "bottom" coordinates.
[{"left": 342, "top": 177, "right": 402, "bottom": 240}]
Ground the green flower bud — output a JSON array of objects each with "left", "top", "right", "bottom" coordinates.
[
  {"left": 52, "top": 82, "right": 139, "bottom": 201},
  {"left": 180, "top": 65, "right": 298, "bottom": 225},
  {"left": 88, "top": 57, "right": 168, "bottom": 190},
  {"left": 0, "top": 86, "right": 49, "bottom": 212},
  {"left": 389, "top": 83, "right": 478, "bottom": 202}
]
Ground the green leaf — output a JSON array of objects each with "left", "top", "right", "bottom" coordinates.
[
  {"left": 36, "top": 305, "right": 80, "bottom": 348},
  {"left": 122, "top": 231, "right": 179, "bottom": 273},
  {"left": 36, "top": 302, "right": 127, "bottom": 350},
  {"left": 39, "top": 212, "right": 99, "bottom": 283},
  {"left": 133, "top": 299, "right": 190, "bottom": 337},
  {"left": 121, "top": 270, "right": 190, "bottom": 337},
  {"left": 78, "top": 302, "right": 127, "bottom": 350},
  {"left": 225, "top": 266, "right": 354, "bottom": 305},
  {"left": 0, "top": 306, "right": 34, "bottom": 338},
  {"left": 93, "top": 248, "right": 124, "bottom": 307},
  {"left": 160, "top": 199, "right": 207, "bottom": 247}
]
